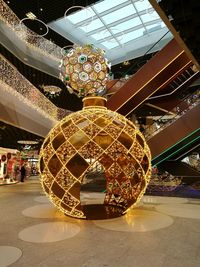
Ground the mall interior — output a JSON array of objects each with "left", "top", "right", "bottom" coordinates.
[{"left": 0, "top": 0, "right": 200, "bottom": 266}]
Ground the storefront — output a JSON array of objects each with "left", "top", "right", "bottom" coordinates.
[{"left": 0, "top": 147, "right": 20, "bottom": 185}]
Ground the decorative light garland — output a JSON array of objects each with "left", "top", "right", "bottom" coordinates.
[
  {"left": 0, "top": 55, "right": 70, "bottom": 121},
  {"left": 59, "top": 44, "right": 111, "bottom": 97},
  {"left": 0, "top": 0, "right": 61, "bottom": 61}
]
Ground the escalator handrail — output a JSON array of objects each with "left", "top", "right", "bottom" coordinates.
[{"left": 144, "top": 89, "right": 200, "bottom": 140}]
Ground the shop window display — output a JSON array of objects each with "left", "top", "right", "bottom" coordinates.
[{"left": 0, "top": 147, "right": 20, "bottom": 185}]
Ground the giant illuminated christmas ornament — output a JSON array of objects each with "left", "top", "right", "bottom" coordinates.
[{"left": 39, "top": 44, "right": 151, "bottom": 219}]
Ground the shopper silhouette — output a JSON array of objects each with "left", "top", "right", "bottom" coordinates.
[{"left": 20, "top": 164, "right": 26, "bottom": 182}]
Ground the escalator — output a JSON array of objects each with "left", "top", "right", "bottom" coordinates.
[
  {"left": 159, "top": 161, "right": 200, "bottom": 180},
  {"left": 147, "top": 104, "right": 200, "bottom": 166},
  {"left": 146, "top": 103, "right": 200, "bottom": 195},
  {"left": 106, "top": 36, "right": 199, "bottom": 175},
  {"left": 107, "top": 38, "right": 192, "bottom": 116},
  {"left": 157, "top": 136, "right": 200, "bottom": 181}
]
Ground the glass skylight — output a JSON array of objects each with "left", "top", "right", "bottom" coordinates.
[
  {"left": 116, "top": 17, "right": 142, "bottom": 32},
  {"left": 134, "top": 0, "right": 151, "bottom": 12},
  {"left": 94, "top": 0, "right": 128, "bottom": 13},
  {"left": 101, "top": 40, "right": 120, "bottom": 49},
  {"left": 90, "top": 30, "right": 111, "bottom": 41},
  {"left": 101, "top": 4, "right": 136, "bottom": 24},
  {"left": 122, "top": 28, "right": 145, "bottom": 43},
  {"left": 146, "top": 23, "right": 161, "bottom": 31},
  {"left": 80, "top": 18, "right": 104, "bottom": 32},
  {"left": 67, "top": 7, "right": 95, "bottom": 24},
  {"left": 48, "top": 0, "right": 172, "bottom": 65},
  {"left": 141, "top": 13, "right": 159, "bottom": 23}
]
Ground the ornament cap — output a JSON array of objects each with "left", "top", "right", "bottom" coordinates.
[{"left": 83, "top": 96, "right": 107, "bottom": 109}]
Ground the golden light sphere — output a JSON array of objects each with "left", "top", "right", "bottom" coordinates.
[
  {"left": 60, "top": 44, "right": 111, "bottom": 97},
  {"left": 39, "top": 97, "right": 151, "bottom": 219}
]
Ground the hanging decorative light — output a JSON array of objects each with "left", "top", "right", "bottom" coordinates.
[
  {"left": 59, "top": 44, "right": 111, "bottom": 97},
  {"left": 39, "top": 43, "right": 152, "bottom": 220},
  {"left": 17, "top": 140, "right": 39, "bottom": 145},
  {"left": 14, "top": 17, "right": 49, "bottom": 39},
  {"left": 41, "top": 85, "right": 62, "bottom": 98},
  {"left": 64, "top": 6, "right": 94, "bottom": 28}
]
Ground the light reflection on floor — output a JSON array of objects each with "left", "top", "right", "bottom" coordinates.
[
  {"left": 22, "top": 204, "right": 65, "bottom": 219},
  {"left": 18, "top": 222, "right": 80, "bottom": 243},
  {"left": 0, "top": 246, "right": 22, "bottom": 267},
  {"left": 155, "top": 203, "right": 200, "bottom": 219},
  {"left": 34, "top": 195, "right": 51, "bottom": 203},
  {"left": 18, "top": 191, "right": 200, "bottom": 244},
  {"left": 93, "top": 209, "right": 174, "bottom": 232}
]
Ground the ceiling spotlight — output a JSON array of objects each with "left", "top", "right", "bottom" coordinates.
[
  {"left": 123, "top": 60, "right": 130, "bottom": 66},
  {"left": 192, "top": 65, "right": 198, "bottom": 73},
  {"left": 40, "top": 8, "right": 43, "bottom": 11},
  {"left": 168, "top": 14, "right": 173, "bottom": 21}
]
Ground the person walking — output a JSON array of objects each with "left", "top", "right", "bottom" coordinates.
[{"left": 20, "top": 164, "right": 26, "bottom": 182}]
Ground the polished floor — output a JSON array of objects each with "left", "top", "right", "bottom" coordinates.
[{"left": 0, "top": 177, "right": 200, "bottom": 267}]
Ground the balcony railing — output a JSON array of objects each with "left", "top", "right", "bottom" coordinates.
[{"left": 0, "top": 55, "right": 71, "bottom": 121}]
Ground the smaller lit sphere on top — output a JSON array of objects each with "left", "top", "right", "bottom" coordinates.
[{"left": 59, "top": 44, "right": 111, "bottom": 97}]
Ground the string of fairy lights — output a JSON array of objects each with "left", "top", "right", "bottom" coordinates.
[
  {"left": 0, "top": 0, "right": 61, "bottom": 61},
  {"left": 59, "top": 44, "right": 111, "bottom": 97},
  {"left": 0, "top": 55, "right": 70, "bottom": 121},
  {"left": 39, "top": 100, "right": 152, "bottom": 218}
]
